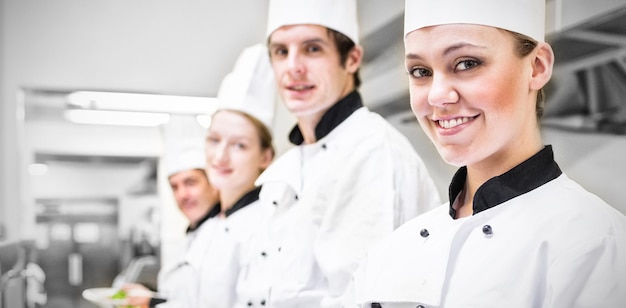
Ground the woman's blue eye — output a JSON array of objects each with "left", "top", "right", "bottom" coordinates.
[
  {"left": 456, "top": 59, "right": 480, "bottom": 71},
  {"left": 410, "top": 67, "right": 432, "bottom": 78}
]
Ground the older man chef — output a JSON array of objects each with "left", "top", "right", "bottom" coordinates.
[{"left": 123, "top": 115, "right": 219, "bottom": 307}]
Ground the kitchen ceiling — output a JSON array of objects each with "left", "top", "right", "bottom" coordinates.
[
  {"left": 15, "top": 0, "right": 406, "bottom": 115},
  {"left": 543, "top": 4, "right": 626, "bottom": 134}
]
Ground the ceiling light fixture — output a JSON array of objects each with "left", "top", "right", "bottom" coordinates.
[
  {"left": 64, "top": 91, "right": 219, "bottom": 127},
  {"left": 28, "top": 163, "right": 49, "bottom": 176},
  {"left": 64, "top": 109, "right": 171, "bottom": 127}
]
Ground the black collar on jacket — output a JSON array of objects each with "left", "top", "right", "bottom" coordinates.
[
  {"left": 186, "top": 186, "right": 262, "bottom": 233},
  {"left": 186, "top": 202, "right": 220, "bottom": 233},
  {"left": 448, "top": 145, "right": 562, "bottom": 218},
  {"left": 288, "top": 90, "right": 363, "bottom": 145},
  {"left": 221, "top": 185, "right": 262, "bottom": 217}
]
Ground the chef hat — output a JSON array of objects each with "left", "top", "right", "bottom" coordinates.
[
  {"left": 216, "top": 43, "right": 276, "bottom": 129},
  {"left": 404, "top": 0, "right": 545, "bottom": 42},
  {"left": 162, "top": 115, "right": 207, "bottom": 177},
  {"left": 266, "top": 0, "right": 360, "bottom": 44}
]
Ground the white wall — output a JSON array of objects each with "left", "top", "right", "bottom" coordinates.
[
  {"left": 0, "top": 0, "right": 6, "bottom": 241},
  {"left": 0, "top": 0, "right": 22, "bottom": 242}
]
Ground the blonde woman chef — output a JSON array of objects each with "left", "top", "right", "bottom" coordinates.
[{"left": 200, "top": 43, "right": 276, "bottom": 308}]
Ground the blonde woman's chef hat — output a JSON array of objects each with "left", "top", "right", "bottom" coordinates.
[
  {"left": 266, "top": 0, "right": 360, "bottom": 44},
  {"left": 162, "top": 114, "right": 207, "bottom": 177},
  {"left": 216, "top": 43, "right": 276, "bottom": 129},
  {"left": 404, "top": 0, "right": 545, "bottom": 42}
]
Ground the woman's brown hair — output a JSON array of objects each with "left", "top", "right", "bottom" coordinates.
[{"left": 508, "top": 30, "right": 545, "bottom": 119}]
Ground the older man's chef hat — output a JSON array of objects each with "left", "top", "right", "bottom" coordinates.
[
  {"left": 217, "top": 43, "right": 276, "bottom": 129},
  {"left": 404, "top": 0, "right": 545, "bottom": 42},
  {"left": 266, "top": 0, "right": 360, "bottom": 44},
  {"left": 162, "top": 115, "right": 207, "bottom": 177}
]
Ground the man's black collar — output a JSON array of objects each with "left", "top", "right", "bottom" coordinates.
[
  {"left": 186, "top": 202, "right": 220, "bottom": 233},
  {"left": 288, "top": 91, "right": 363, "bottom": 145}
]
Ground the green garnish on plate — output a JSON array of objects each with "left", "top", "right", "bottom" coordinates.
[{"left": 111, "top": 289, "right": 127, "bottom": 299}]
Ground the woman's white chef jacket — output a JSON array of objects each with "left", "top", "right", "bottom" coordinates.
[
  {"left": 347, "top": 146, "right": 626, "bottom": 308},
  {"left": 235, "top": 91, "right": 441, "bottom": 308},
  {"left": 157, "top": 187, "right": 267, "bottom": 308}
]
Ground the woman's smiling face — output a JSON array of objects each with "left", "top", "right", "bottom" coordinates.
[
  {"left": 405, "top": 24, "right": 540, "bottom": 169},
  {"left": 205, "top": 110, "right": 271, "bottom": 192}
]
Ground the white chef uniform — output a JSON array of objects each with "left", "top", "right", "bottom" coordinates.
[
  {"left": 234, "top": 1, "right": 441, "bottom": 306},
  {"left": 236, "top": 94, "right": 441, "bottom": 307},
  {"left": 156, "top": 114, "right": 216, "bottom": 308},
  {"left": 156, "top": 187, "right": 269, "bottom": 308},
  {"left": 349, "top": 146, "right": 626, "bottom": 307},
  {"left": 346, "top": 1, "right": 626, "bottom": 307},
  {"left": 156, "top": 207, "right": 217, "bottom": 308},
  {"left": 158, "top": 43, "right": 276, "bottom": 307}
]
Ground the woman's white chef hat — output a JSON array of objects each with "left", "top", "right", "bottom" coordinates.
[
  {"left": 216, "top": 43, "right": 276, "bottom": 130},
  {"left": 404, "top": 0, "right": 545, "bottom": 42},
  {"left": 162, "top": 114, "right": 207, "bottom": 177},
  {"left": 266, "top": 0, "right": 360, "bottom": 44}
]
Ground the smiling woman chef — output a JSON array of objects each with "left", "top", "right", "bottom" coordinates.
[
  {"left": 344, "top": 0, "right": 626, "bottom": 307},
  {"left": 200, "top": 43, "right": 276, "bottom": 308}
]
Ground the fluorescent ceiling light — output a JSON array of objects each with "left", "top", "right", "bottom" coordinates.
[
  {"left": 28, "top": 163, "right": 49, "bottom": 176},
  {"left": 67, "top": 91, "right": 219, "bottom": 115},
  {"left": 64, "top": 109, "right": 170, "bottom": 127},
  {"left": 64, "top": 91, "right": 218, "bottom": 127}
]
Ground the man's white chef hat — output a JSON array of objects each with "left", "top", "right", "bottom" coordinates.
[
  {"left": 266, "top": 0, "right": 360, "bottom": 44},
  {"left": 404, "top": 0, "right": 545, "bottom": 42},
  {"left": 216, "top": 43, "right": 276, "bottom": 129},
  {"left": 162, "top": 114, "right": 207, "bottom": 177}
]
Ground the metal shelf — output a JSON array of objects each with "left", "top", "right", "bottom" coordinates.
[{"left": 544, "top": 5, "right": 626, "bottom": 134}]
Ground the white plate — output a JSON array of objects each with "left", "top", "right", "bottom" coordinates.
[{"left": 82, "top": 287, "right": 129, "bottom": 306}]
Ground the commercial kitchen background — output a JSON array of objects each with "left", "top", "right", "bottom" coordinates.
[{"left": 2, "top": 0, "right": 626, "bottom": 307}]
